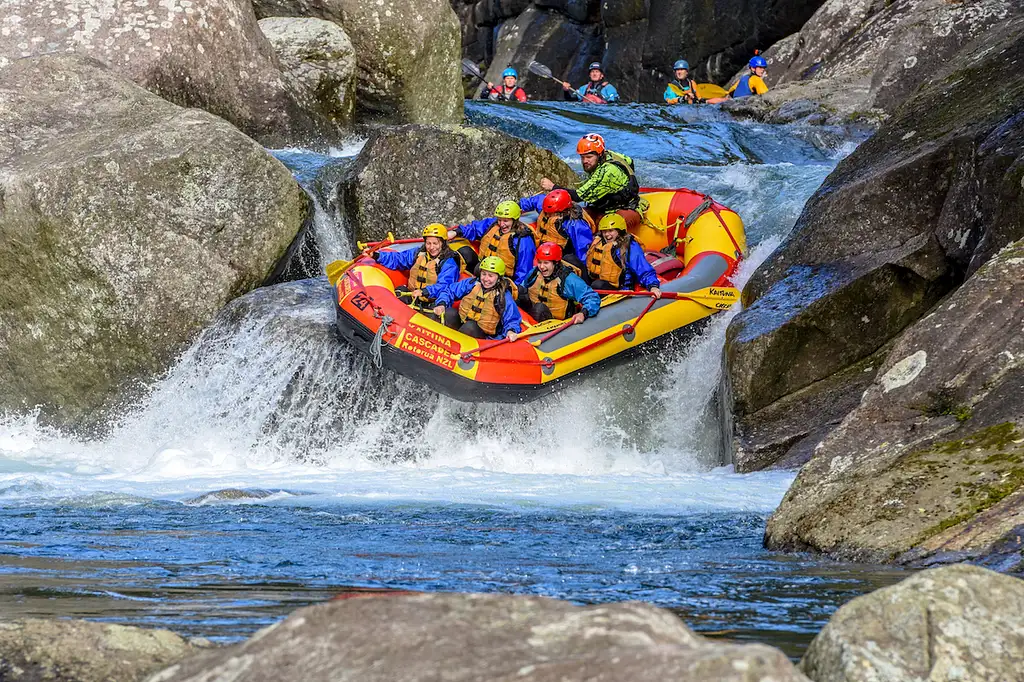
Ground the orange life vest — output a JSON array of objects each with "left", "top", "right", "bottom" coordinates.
[
  {"left": 527, "top": 263, "right": 577, "bottom": 320},
  {"left": 586, "top": 238, "right": 625, "bottom": 286},
  {"left": 459, "top": 280, "right": 519, "bottom": 336},
  {"left": 479, "top": 224, "right": 535, "bottom": 276},
  {"left": 408, "top": 250, "right": 459, "bottom": 291},
  {"left": 535, "top": 213, "right": 569, "bottom": 250}
]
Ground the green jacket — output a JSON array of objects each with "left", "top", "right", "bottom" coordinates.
[{"left": 569, "top": 150, "right": 640, "bottom": 213}]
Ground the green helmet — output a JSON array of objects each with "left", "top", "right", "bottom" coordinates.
[
  {"left": 479, "top": 255, "right": 506, "bottom": 276},
  {"left": 494, "top": 200, "right": 522, "bottom": 220}
]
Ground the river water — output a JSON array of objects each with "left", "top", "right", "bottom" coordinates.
[{"left": 0, "top": 102, "right": 906, "bottom": 658}]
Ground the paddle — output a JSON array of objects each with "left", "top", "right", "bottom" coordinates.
[
  {"left": 458, "top": 317, "right": 567, "bottom": 360},
  {"left": 695, "top": 83, "right": 729, "bottom": 100},
  {"left": 461, "top": 58, "right": 486, "bottom": 84},
  {"left": 325, "top": 232, "right": 396, "bottom": 286},
  {"left": 528, "top": 60, "right": 570, "bottom": 89},
  {"left": 594, "top": 286, "right": 740, "bottom": 309}
]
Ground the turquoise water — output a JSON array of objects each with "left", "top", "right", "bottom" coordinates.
[{"left": 0, "top": 102, "right": 903, "bottom": 658}]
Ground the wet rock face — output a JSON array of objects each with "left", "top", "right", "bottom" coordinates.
[
  {"left": 338, "top": 124, "right": 578, "bottom": 243},
  {"left": 452, "top": 0, "right": 828, "bottom": 99},
  {"left": 0, "top": 619, "right": 195, "bottom": 682},
  {"left": 724, "top": 19, "right": 1024, "bottom": 482},
  {"left": 258, "top": 17, "right": 356, "bottom": 128},
  {"left": 0, "top": 55, "right": 308, "bottom": 432},
  {"left": 800, "top": 565, "right": 1024, "bottom": 681},
  {"left": 0, "top": 0, "right": 327, "bottom": 146},
  {"left": 147, "top": 593, "right": 810, "bottom": 682},
  {"left": 734, "top": 0, "right": 1022, "bottom": 121},
  {"left": 254, "top": 0, "right": 463, "bottom": 124}
]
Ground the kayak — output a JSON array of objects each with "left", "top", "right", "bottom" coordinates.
[{"left": 332, "top": 187, "right": 746, "bottom": 403}]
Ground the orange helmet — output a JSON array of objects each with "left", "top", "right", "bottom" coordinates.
[
  {"left": 576, "top": 133, "right": 605, "bottom": 155},
  {"left": 537, "top": 242, "right": 563, "bottom": 262}
]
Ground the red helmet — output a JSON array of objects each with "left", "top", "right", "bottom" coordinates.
[
  {"left": 576, "top": 133, "right": 605, "bottom": 155},
  {"left": 537, "top": 242, "right": 563, "bottom": 262},
  {"left": 542, "top": 189, "right": 572, "bottom": 214}
]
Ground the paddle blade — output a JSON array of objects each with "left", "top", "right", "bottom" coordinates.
[
  {"left": 461, "top": 58, "right": 485, "bottom": 82},
  {"left": 528, "top": 61, "right": 554, "bottom": 79},
  {"left": 696, "top": 83, "right": 729, "bottom": 99},
  {"left": 325, "top": 258, "right": 353, "bottom": 286},
  {"left": 684, "top": 286, "right": 740, "bottom": 309}
]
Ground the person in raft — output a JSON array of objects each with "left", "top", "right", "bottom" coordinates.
[
  {"left": 586, "top": 213, "right": 662, "bottom": 299},
  {"left": 447, "top": 200, "right": 537, "bottom": 286},
  {"left": 485, "top": 67, "right": 528, "bottom": 102},
  {"left": 561, "top": 62, "right": 620, "bottom": 104},
  {"left": 539, "top": 133, "right": 645, "bottom": 232},
  {"left": 664, "top": 59, "right": 700, "bottom": 104},
  {"left": 519, "top": 242, "right": 601, "bottom": 325},
  {"left": 370, "top": 223, "right": 462, "bottom": 310},
  {"left": 706, "top": 55, "right": 769, "bottom": 103},
  {"left": 433, "top": 256, "right": 523, "bottom": 341},
  {"left": 517, "top": 189, "right": 594, "bottom": 271}
]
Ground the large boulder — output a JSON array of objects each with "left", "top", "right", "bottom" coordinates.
[
  {"left": 258, "top": 17, "right": 356, "bottom": 128},
  {"left": 0, "top": 55, "right": 309, "bottom": 431},
  {"left": 724, "top": 18, "right": 1024, "bottom": 477},
  {"left": 0, "top": 0, "right": 327, "bottom": 146},
  {"left": 253, "top": 0, "right": 463, "bottom": 124},
  {"left": 725, "top": 0, "right": 1022, "bottom": 123},
  {"left": 146, "top": 593, "right": 810, "bottom": 681},
  {"left": 0, "top": 619, "right": 196, "bottom": 682},
  {"left": 762, "top": 238, "right": 1024, "bottom": 564},
  {"left": 800, "top": 565, "right": 1024, "bottom": 681},
  {"left": 339, "top": 124, "right": 578, "bottom": 244}
]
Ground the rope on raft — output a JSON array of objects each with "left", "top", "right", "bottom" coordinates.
[{"left": 369, "top": 314, "right": 395, "bottom": 369}]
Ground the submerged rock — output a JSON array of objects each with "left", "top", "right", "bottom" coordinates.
[
  {"left": 725, "top": 18, "right": 1024, "bottom": 481},
  {"left": 0, "top": 0, "right": 328, "bottom": 146},
  {"left": 253, "top": 0, "right": 463, "bottom": 124},
  {"left": 0, "top": 55, "right": 308, "bottom": 432},
  {"left": 338, "top": 124, "right": 578, "bottom": 243},
  {"left": 800, "top": 565, "right": 1024, "bottom": 681},
  {"left": 0, "top": 619, "right": 195, "bottom": 682},
  {"left": 146, "top": 592, "right": 810, "bottom": 681},
  {"left": 258, "top": 17, "right": 356, "bottom": 128}
]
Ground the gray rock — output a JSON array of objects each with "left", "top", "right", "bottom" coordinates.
[
  {"left": 145, "top": 593, "right": 810, "bottom": 682},
  {"left": 0, "top": 55, "right": 309, "bottom": 432},
  {"left": 258, "top": 17, "right": 356, "bottom": 128},
  {"left": 763, "top": 238, "right": 1024, "bottom": 565},
  {"left": 253, "top": 0, "right": 463, "bottom": 124},
  {"left": 800, "top": 565, "right": 1024, "bottom": 681},
  {"left": 338, "top": 124, "right": 579, "bottom": 243},
  {"left": 0, "top": 618, "right": 195, "bottom": 682},
  {"left": 0, "top": 0, "right": 327, "bottom": 146}
]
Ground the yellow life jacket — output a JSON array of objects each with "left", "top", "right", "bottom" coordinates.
[
  {"left": 459, "top": 280, "right": 520, "bottom": 336},
  {"left": 586, "top": 238, "right": 625, "bottom": 286},
  {"left": 527, "top": 264, "right": 578, "bottom": 320},
  {"left": 535, "top": 212, "right": 569, "bottom": 250},
  {"left": 408, "top": 250, "right": 459, "bottom": 291},
  {"left": 479, "top": 223, "right": 536, "bottom": 276}
]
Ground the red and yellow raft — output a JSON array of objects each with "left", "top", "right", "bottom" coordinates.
[{"left": 332, "top": 187, "right": 746, "bottom": 402}]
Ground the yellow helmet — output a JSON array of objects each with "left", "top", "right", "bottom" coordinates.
[
  {"left": 421, "top": 223, "right": 448, "bottom": 239},
  {"left": 494, "top": 200, "right": 522, "bottom": 220},
  {"left": 598, "top": 213, "right": 627, "bottom": 233},
  {"left": 479, "top": 255, "right": 506, "bottom": 276}
]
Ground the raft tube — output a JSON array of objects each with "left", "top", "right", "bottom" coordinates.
[{"left": 334, "top": 187, "right": 745, "bottom": 403}]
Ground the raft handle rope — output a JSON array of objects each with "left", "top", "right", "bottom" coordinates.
[{"left": 368, "top": 301, "right": 396, "bottom": 369}]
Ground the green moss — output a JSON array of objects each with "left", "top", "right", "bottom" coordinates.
[
  {"left": 914, "top": 387, "right": 973, "bottom": 422},
  {"left": 934, "top": 423, "right": 1021, "bottom": 454}
]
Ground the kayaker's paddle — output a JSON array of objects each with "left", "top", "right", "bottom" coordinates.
[
  {"left": 325, "top": 232, "right": 397, "bottom": 286},
  {"left": 461, "top": 58, "right": 486, "bottom": 84},
  {"left": 594, "top": 286, "right": 740, "bottom": 309},
  {"left": 528, "top": 60, "right": 574, "bottom": 92},
  {"left": 695, "top": 83, "right": 729, "bottom": 100}
]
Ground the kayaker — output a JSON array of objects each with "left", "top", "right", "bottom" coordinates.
[
  {"left": 706, "top": 55, "right": 769, "bottom": 103},
  {"left": 369, "top": 223, "right": 462, "bottom": 312},
  {"left": 517, "top": 189, "right": 594, "bottom": 271},
  {"left": 519, "top": 242, "right": 600, "bottom": 324},
  {"left": 433, "top": 256, "right": 523, "bottom": 341},
  {"left": 664, "top": 60, "right": 700, "bottom": 104},
  {"left": 484, "top": 67, "right": 528, "bottom": 102},
  {"left": 586, "top": 213, "right": 661, "bottom": 298},
  {"left": 539, "top": 133, "right": 644, "bottom": 231},
  {"left": 561, "top": 62, "right": 619, "bottom": 103},
  {"left": 448, "top": 200, "right": 537, "bottom": 286}
]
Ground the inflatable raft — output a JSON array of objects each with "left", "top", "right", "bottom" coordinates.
[{"left": 332, "top": 187, "right": 746, "bottom": 402}]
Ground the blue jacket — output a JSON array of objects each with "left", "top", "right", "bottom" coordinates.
[
  {"left": 375, "top": 248, "right": 459, "bottom": 299},
  {"left": 453, "top": 217, "right": 536, "bottom": 285},
  {"left": 436, "top": 278, "right": 524, "bottom": 339},
  {"left": 569, "top": 82, "right": 619, "bottom": 103},
  {"left": 605, "top": 239, "right": 660, "bottom": 290},
  {"left": 523, "top": 267, "right": 601, "bottom": 319},
  {"left": 518, "top": 193, "right": 594, "bottom": 263}
]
